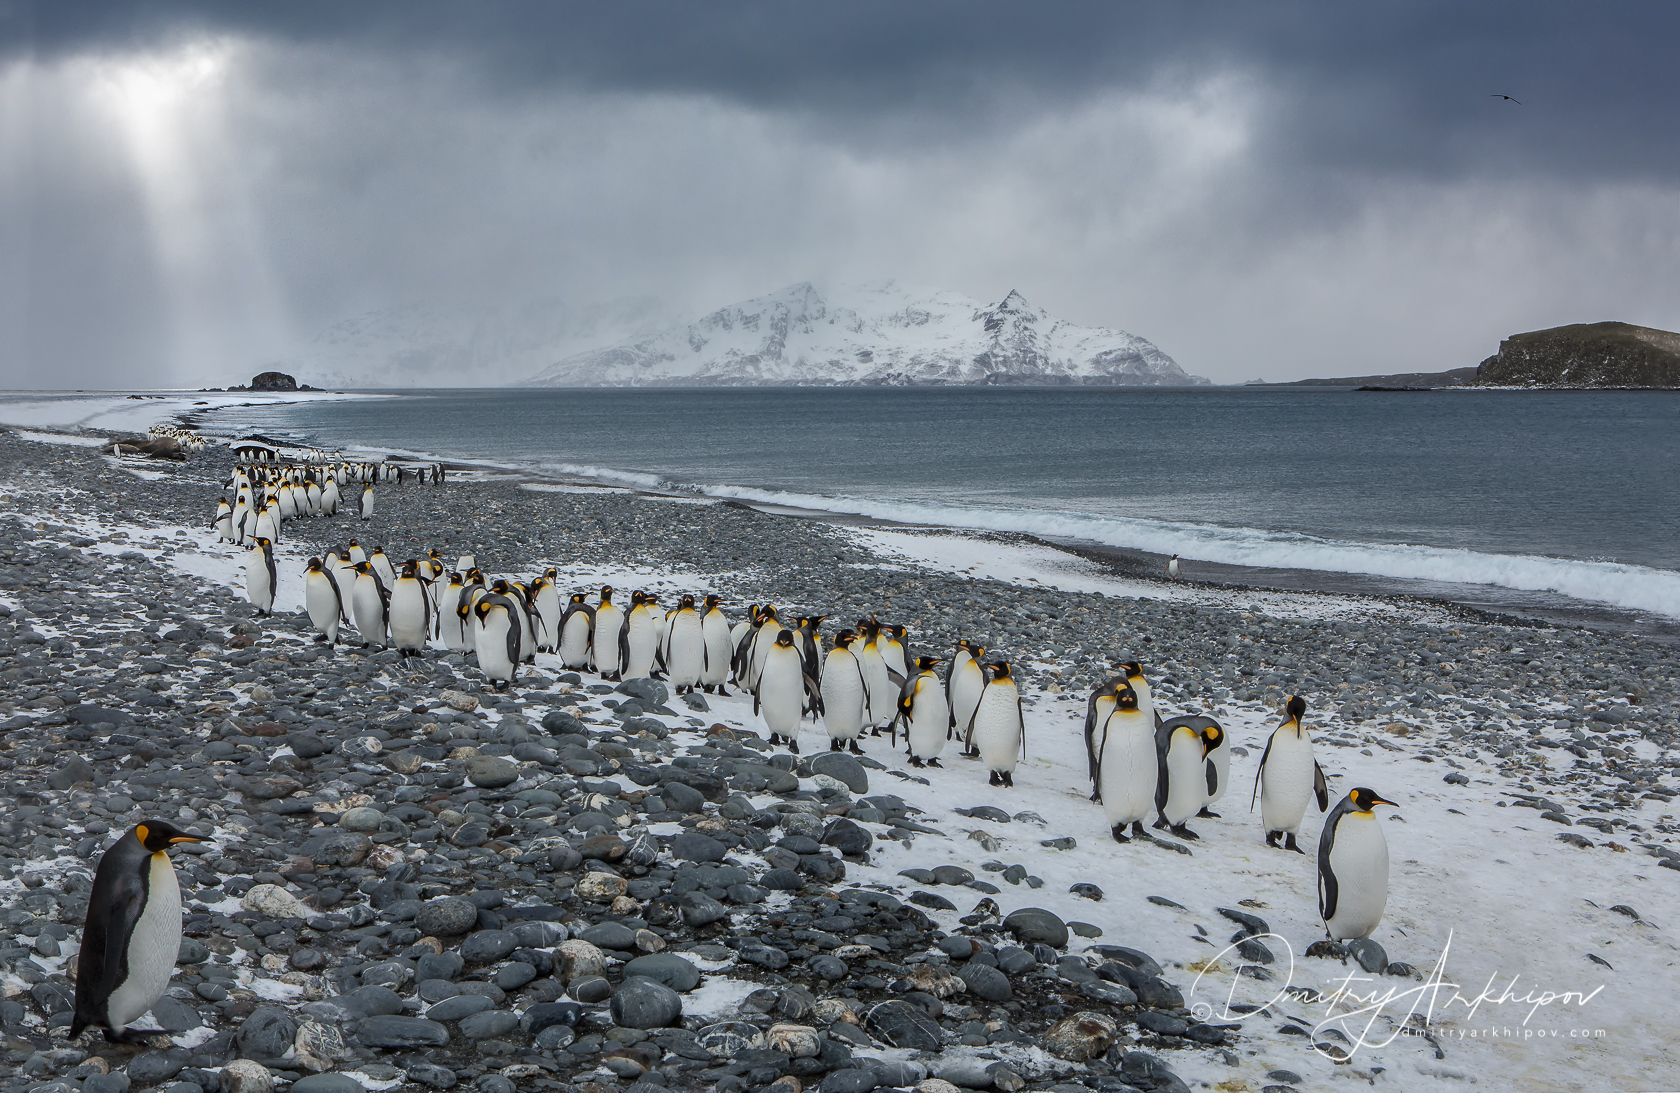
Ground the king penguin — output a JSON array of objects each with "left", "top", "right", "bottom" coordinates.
[
  {"left": 388, "top": 560, "right": 432, "bottom": 657},
  {"left": 896, "top": 655, "right": 949, "bottom": 768},
  {"left": 304, "top": 557, "right": 343, "bottom": 644},
  {"left": 1153, "top": 717, "right": 1219, "bottom": 840},
  {"left": 72, "top": 821, "right": 209, "bottom": 1042},
  {"left": 244, "top": 537, "right": 276, "bottom": 616},
  {"left": 699, "top": 594, "right": 733, "bottom": 695},
  {"left": 531, "top": 570, "right": 562, "bottom": 654},
  {"left": 947, "top": 640, "right": 987, "bottom": 756},
  {"left": 558, "top": 593, "right": 596, "bottom": 670},
  {"left": 592, "top": 586, "right": 628, "bottom": 681},
  {"left": 1254, "top": 695, "right": 1331, "bottom": 852},
  {"left": 1319, "top": 787, "right": 1398, "bottom": 940},
  {"left": 968, "top": 660, "right": 1025, "bottom": 787},
  {"left": 755, "top": 630, "right": 822, "bottom": 753},
  {"left": 1083, "top": 672, "right": 1126, "bottom": 802},
  {"left": 350, "top": 561, "right": 390, "bottom": 647},
  {"left": 1167, "top": 554, "right": 1180, "bottom": 580},
  {"left": 819, "top": 630, "right": 869, "bottom": 754},
  {"left": 1097, "top": 685, "right": 1158, "bottom": 842},
  {"left": 625, "top": 591, "right": 664, "bottom": 679},
  {"left": 359, "top": 483, "right": 374, "bottom": 520},
  {"left": 664, "top": 594, "right": 706, "bottom": 694},
  {"left": 474, "top": 594, "right": 522, "bottom": 691}
]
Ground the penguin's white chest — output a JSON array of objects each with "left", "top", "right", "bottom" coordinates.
[
  {"left": 701, "top": 615, "right": 732, "bottom": 683},
  {"left": 951, "top": 664, "right": 984, "bottom": 729},
  {"left": 1098, "top": 715, "right": 1157, "bottom": 826},
  {"left": 305, "top": 575, "right": 339, "bottom": 639},
  {"left": 971, "top": 685, "right": 1022, "bottom": 773},
  {"left": 1324, "top": 814, "right": 1390, "bottom": 940},
  {"left": 627, "top": 613, "right": 661, "bottom": 675},
  {"left": 858, "top": 648, "right": 891, "bottom": 724},
  {"left": 389, "top": 581, "right": 429, "bottom": 650},
  {"left": 905, "top": 678, "right": 949, "bottom": 758},
  {"left": 352, "top": 578, "right": 385, "bottom": 642},
  {"left": 106, "top": 853, "right": 181, "bottom": 1028},
  {"left": 594, "top": 605, "right": 626, "bottom": 671},
  {"left": 757, "top": 651, "right": 805, "bottom": 735},
  {"left": 1261, "top": 730, "right": 1316, "bottom": 833},
  {"left": 666, "top": 614, "right": 705, "bottom": 684},
  {"left": 560, "top": 613, "right": 593, "bottom": 665},
  {"left": 820, "top": 655, "right": 867, "bottom": 740},
  {"left": 476, "top": 613, "right": 516, "bottom": 680},
  {"left": 1162, "top": 733, "right": 1206, "bottom": 825}
]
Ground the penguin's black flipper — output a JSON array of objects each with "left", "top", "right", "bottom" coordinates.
[
  {"left": 71, "top": 862, "right": 145, "bottom": 1038},
  {"left": 1251, "top": 732, "right": 1275, "bottom": 811},
  {"left": 1206, "top": 760, "right": 1218, "bottom": 797},
  {"left": 1313, "top": 761, "right": 1330, "bottom": 812}
]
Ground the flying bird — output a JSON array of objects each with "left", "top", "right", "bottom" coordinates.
[{"left": 1491, "top": 94, "right": 1521, "bottom": 104}]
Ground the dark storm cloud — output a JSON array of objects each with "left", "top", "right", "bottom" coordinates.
[
  {"left": 3, "top": 2, "right": 1680, "bottom": 388},
  {"left": 9, "top": 1, "right": 1680, "bottom": 180}
]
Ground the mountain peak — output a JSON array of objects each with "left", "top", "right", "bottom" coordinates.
[{"left": 525, "top": 283, "right": 1207, "bottom": 388}]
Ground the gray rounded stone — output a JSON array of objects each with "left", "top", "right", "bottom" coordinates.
[
  {"left": 466, "top": 756, "right": 520, "bottom": 788},
  {"left": 609, "top": 977, "right": 683, "bottom": 1029},
  {"left": 415, "top": 898, "right": 479, "bottom": 937},
  {"left": 672, "top": 831, "right": 726, "bottom": 862},
  {"left": 622, "top": 953, "right": 702, "bottom": 992},
  {"left": 236, "top": 1005, "right": 297, "bottom": 1061},
  {"left": 339, "top": 807, "right": 384, "bottom": 833},
  {"left": 426, "top": 994, "right": 494, "bottom": 1022},
  {"left": 459, "top": 929, "right": 518, "bottom": 964},
  {"left": 809, "top": 753, "right": 868, "bottom": 793},
  {"left": 288, "top": 1076, "right": 366, "bottom": 1093},
  {"left": 1003, "top": 906, "right": 1069, "bottom": 948},
  {"left": 957, "top": 962, "right": 1013, "bottom": 1002},
  {"left": 579, "top": 922, "right": 638, "bottom": 951},
  {"left": 354, "top": 1016, "right": 450, "bottom": 1048},
  {"left": 458, "top": 1010, "right": 520, "bottom": 1039}
]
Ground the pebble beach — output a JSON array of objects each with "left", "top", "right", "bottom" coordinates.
[{"left": 1, "top": 409, "right": 1678, "bottom": 1093}]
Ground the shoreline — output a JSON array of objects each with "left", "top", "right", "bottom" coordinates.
[
  {"left": 163, "top": 391, "right": 1680, "bottom": 643},
  {"left": 0, "top": 415, "right": 1677, "bottom": 1090}
]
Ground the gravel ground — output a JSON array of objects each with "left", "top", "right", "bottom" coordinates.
[{"left": 0, "top": 428, "right": 1676, "bottom": 1093}]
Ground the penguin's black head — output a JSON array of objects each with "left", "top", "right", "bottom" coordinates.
[
  {"left": 704, "top": 594, "right": 721, "bottom": 608},
  {"left": 833, "top": 629, "right": 857, "bottom": 648},
  {"left": 571, "top": 593, "right": 588, "bottom": 604},
  {"left": 775, "top": 631, "right": 796, "bottom": 647},
  {"left": 1286, "top": 695, "right": 1307, "bottom": 722},
  {"left": 1120, "top": 660, "right": 1144, "bottom": 678},
  {"left": 987, "top": 660, "right": 1012, "bottom": 679},
  {"left": 306, "top": 558, "right": 323, "bottom": 572},
  {"left": 135, "top": 820, "right": 209, "bottom": 853},
  {"left": 915, "top": 655, "right": 943, "bottom": 671},
  {"left": 600, "top": 585, "right": 615, "bottom": 601},
  {"left": 1350, "top": 787, "right": 1397, "bottom": 812},
  {"left": 1116, "top": 685, "right": 1139, "bottom": 710},
  {"left": 1201, "top": 724, "right": 1224, "bottom": 749},
  {"left": 401, "top": 561, "right": 418, "bottom": 578},
  {"left": 679, "top": 595, "right": 696, "bottom": 608}
]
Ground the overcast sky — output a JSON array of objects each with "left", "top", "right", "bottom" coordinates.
[{"left": 3, "top": 1, "right": 1679, "bottom": 387}]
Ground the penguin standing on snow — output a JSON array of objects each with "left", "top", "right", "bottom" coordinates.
[
  {"left": 819, "top": 630, "right": 869, "bottom": 754},
  {"left": 664, "top": 595, "right": 707, "bottom": 694},
  {"left": 593, "top": 586, "right": 628, "bottom": 681},
  {"left": 359, "top": 483, "right": 374, "bottom": 520},
  {"left": 1319, "top": 788, "right": 1398, "bottom": 940},
  {"left": 699, "top": 594, "right": 733, "bottom": 695},
  {"left": 896, "top": 655, "right": 949, "bottom": 768},
  {"left": 795, "top": 615, "right": 827, "bottom": 683},
  {"left": 1083, "top": 672, "right": 1126, "bottom": 801},
  {"left": 1194, "top": 715, "right": 1231, "bottom": 817},
  {"left": 211, "top": 499, "right": 234, "bottom": 544},
  {"left": 558, "top": 593, "right": 596, "bottom": 669},
  {"left": 245, "top": 537, "right": 276, "bottom": 616},
  {"left": 968, "top": 660, "right": 1025, "bottom": 787},
  {"left": 72, "top": 821, "right": 210, "bottom": 1042},
  {"left": 947, "top": 640, "right": 987, "bottom": 756},
  {"left": 388, "top": 560, "right": 433, "bottom": 657},
  {"left": 1153, "top": 717, "right": 1220, "bottom": 840},
  {"left": 474, "top": 594, "right": 522, "bottom": 691},
  {"left": 1097, "top": 685, "right": 1159, "bottom": 842},
  {"left": 625, "top": 591, "right": 664, "bottom": 679},
  {"left": 755, "top": 630, "right": 822, "bottom": 753},
  {"left": 304, "top": 558, "right": 343, "bottom": 644},
  {"left": 856, "top": 620, "right": 901, "bottom": 735},
  {"left": 1254, "top": 695, "right": 1331, "bottom": 852},
  {"left": 350, "top": 561, "right": 390, "bottom": 647},
  {"left": 531, "top": 570, "right": 562, "bottom": 654}
]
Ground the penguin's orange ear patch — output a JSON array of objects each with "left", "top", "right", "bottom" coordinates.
[{"left": 134, "top": 824, "right": 150, "bottom": 846}]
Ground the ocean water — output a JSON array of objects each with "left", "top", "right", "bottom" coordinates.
[{"left": 208, "top": 387, "right": 1680, "bottom": 626}]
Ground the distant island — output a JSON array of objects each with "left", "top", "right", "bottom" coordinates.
[
  {"left": 1246, "top": 367, "right": 1478, "bottom": 388},
  {"left": 1474, "top": 321, "right": 1680, "bottom": 388}
]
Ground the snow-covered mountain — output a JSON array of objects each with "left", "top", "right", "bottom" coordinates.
[
  {"left": 522, "top": 282, "right": 1206, "bottom": 387},
  {"left": 272, "top": 296, "right": 665, "bottom": 389}
]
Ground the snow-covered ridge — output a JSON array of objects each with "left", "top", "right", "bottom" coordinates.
[{"left": 523, "top": 282, "right": 1207, "bottom": 388}]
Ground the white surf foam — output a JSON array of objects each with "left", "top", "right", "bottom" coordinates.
[{"left": 693, "top": 484, "right": 1680, "bottom": 620}]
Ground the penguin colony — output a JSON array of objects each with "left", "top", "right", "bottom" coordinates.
[{"left": 238, "top": 480, "right": 1401, "bottom": 943}]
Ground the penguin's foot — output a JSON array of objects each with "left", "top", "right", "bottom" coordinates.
[
  {"left": 768, "top": 734, "right": 782, "bottom": 746},
  {"left": 1197, "top": 808, "right": 1221, "bottom": 818},
  {"left": 1132, "top": 821, "right": 1148, "bottom": 840},
  {"left": 1089, "top": 790, "right": 1101, "bottom": 803},
  {"left": 788, "top": 741, "right": 800, "bottom": 755},
  {"left": 717, "top": 687, "right": 731, "bottom": 697},
  {"left": 1152, "top": 818, "right": 1170, "bottom": 831},
  {"left": 848, "top": 741, "right": 863, "bottom": 756},
  {"left": 927, "top": 758, "right": 943, "bottom": 768},
  {"left": 1001, "top": 772, "right": 1014, "bottom": 788},
  {"left": 988, "top": 770, "right": 1002, "bottom": 787},
  {"left": 1285, "top": 833, "right": 1304, "bottom": 854},
  {"left": 1170, "top": 824, "right": 1200, "bottom": 841},
  {"left": 314, "top": 634, "right": 328, "bottom": 643},
  {"left": 830, "top": 738, "right": 844, "bottom": 752},
  {"left": 1110, "top": 825, "right": 1131, "bottom": 844},
  {"left": 103, "top": 1027, "right": 156, "bottom": 1045},
  {"left": 908, "top": 756, "right": 924, "bottom": 768}
]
